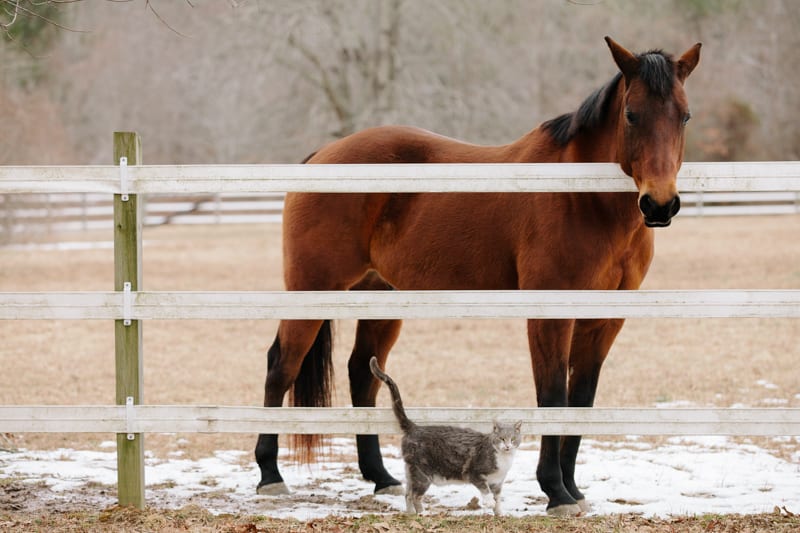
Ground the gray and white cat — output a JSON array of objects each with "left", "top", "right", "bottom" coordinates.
[{"left": 369, "top": 357, "right": 522, "bottom": 515}]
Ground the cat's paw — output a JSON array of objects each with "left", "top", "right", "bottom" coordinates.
[{"left": 482, "top": 494, "right": 496, "bottom": 509}]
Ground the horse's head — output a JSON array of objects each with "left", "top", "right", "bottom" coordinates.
[{"left": 605, "top": 37, "right": 701, "bottom": 227}]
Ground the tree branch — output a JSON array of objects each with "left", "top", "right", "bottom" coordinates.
[
  {"left": 287, "top": 30, "right": 351, "bottom": 129},
  {"left": 145, "top": 0, "right": 191, "bottom": 38},
  {"left": 1, "top": 0, "right": 22, "bottom": 31}
]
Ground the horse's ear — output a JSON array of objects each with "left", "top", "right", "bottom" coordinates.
[
  {"left": 605, "top": 36, "right": 639, "bottom": 81},
  {"left": 677, "top": 43, "right": 702, "bottom": 82}
]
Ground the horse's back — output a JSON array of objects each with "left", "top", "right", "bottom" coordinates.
[{"left": 306, "top": 125, "right": 512, "bottom": 165}]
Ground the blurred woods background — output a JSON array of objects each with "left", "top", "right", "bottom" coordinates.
[{"left": 1, "top": 0, "right": 799, "bottom": 166}]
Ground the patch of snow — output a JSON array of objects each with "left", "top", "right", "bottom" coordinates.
[
  {"left": 760, "top": 398, "right": 789, "bottom": 405},
  {"left": 1, "top": 437, "right": 798, "bottom": 519},
  {"left": 654, "top": 400, "right": 695, "bottom": 408},
  {"left": 755, "top": 380, "right": 779, "bottom": 390}
]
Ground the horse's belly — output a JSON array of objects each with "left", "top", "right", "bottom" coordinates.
[
  {"left": 371, "top": 240, "right": 517, "bottom": 290},
  {"left": 369, "top": 194, "right": 519, "bottom": 290}
]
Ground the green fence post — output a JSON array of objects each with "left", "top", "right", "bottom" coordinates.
[{"left": 113, "top": 132, "right": 144, "bottom": 508}]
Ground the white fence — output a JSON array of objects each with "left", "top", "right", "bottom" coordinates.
[
  {"left": 1, "top": 152, "right": 799, "bottom": 508},
  {"left": 2, "top": 406, "right": 797, "bottom": 436}
]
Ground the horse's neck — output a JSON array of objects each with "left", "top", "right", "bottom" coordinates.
[{"left": 509, "top": 87, "right": 644, "bottom": 230}]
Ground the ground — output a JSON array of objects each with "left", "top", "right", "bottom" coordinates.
[{"left": 0, "top": 214, "right": 799, "bottom": 531}]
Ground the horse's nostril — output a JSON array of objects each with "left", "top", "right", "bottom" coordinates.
[
  {"left": 638, "top": 194, "right": 656, "bottom": 216},
  {"left": 669, "top": 195, "right": 681, "bottom": 217}
]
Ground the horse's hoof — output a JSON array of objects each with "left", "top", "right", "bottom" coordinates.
[
  {"left": 576, "top": 498, "right": 591, "bottom": 513},
  {"left": 374, "top": 482, "right": 404, "bottom": 496},
  {"left": 546, "top": 503, "right": 582, "bottom": 517},
  {"left": 256, "top": 482, "right": 290, "bottom": 496}
]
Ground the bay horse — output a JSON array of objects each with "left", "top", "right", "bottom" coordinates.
[{"left": 255, "top": 37, "right": 701, "bottom": 516}]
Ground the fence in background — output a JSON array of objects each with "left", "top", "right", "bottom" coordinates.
[
  {"left": 2, "top": 189, "right": 799, "bottom": 237},
  {"left": 0, "top": 134, "right": 799, "bottom": 509}
]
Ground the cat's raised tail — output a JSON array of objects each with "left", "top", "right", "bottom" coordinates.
[{"left": 369, "top": 357, "right": 415, "bottom": 433}]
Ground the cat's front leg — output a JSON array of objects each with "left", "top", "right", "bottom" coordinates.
[
  {"left": 489, "top": 483, "right": 503, "bottom": 516},
  {"left": 477, "top": 482, "right": 496, "bottom": 511}
]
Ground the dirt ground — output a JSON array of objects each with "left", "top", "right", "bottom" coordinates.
[
  {"left": 1, "top": 505, "right": 799, "bottom": 533},
  {"left": 0, "top": 214, "right": 799, "bottom": 529}
]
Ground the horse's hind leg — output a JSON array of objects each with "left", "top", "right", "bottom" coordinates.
[
  {"left": 255, "top": 318, "right": 330, "bottom": 495},
  {"left": 347, "top": 273, "right": 404, "bottom": 494},
  {"left": 349, "top": 318, "right": 403, "bottom": 493},
  {"left": 559, "top": 318, "right": 624, "bottom": 512}
]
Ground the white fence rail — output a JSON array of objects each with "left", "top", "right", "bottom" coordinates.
[
  {"left": 2, "top": 161, "right": 800, "bottom": 193},
  {"left": 2, "top": 290, "right": 799, "bottom": 320},
  {"left": 2, "top": 406, "right": 797, "bottom": 436}
]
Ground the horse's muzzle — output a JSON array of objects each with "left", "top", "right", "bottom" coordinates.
[{"left": 640, "top": 194, "right": 680, "bottom": 227}]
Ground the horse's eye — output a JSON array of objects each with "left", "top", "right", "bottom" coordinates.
[
  {"left": 625, "top": 109, "right": 638, "bottom": 125},
  {"left": 682, "top": 111, "right": 692, "bottom": 126}
]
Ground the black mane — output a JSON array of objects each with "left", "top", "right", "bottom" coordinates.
[{"left": 542, "top": 50, "right": 675, "bottom": 146}]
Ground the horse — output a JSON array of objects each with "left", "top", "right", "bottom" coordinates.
[{"left": 255, "top": 37, "right": 701, "bottom": 516}]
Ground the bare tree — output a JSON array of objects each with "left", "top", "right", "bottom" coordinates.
[{"left": 4, "top": 0, "right": 800, "bottom": 166}]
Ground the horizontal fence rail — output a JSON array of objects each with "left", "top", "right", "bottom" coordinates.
[
  {"left": 2, "top": 290, "right": 800, "bottom": 320},
  {"left": 1, "top": 406, "right": 798, "bottom": 436},
  {"left": 2, "top": 162, "right": 800, "bottom": 193}
]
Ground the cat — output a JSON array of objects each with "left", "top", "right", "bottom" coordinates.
[{"left": 369, "top": 356, "right": 522, "bottom": 515}]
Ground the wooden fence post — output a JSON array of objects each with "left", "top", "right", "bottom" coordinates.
[{"left": 113, "top": 132, "right": 144, "bottom": 508}]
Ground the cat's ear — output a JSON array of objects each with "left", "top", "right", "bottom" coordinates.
[
  {"left": 514, "top": 421, "right": 522, "bottom": 432},
  {"left": 492, "top": 420, "right": 499, "bottom": 432}
]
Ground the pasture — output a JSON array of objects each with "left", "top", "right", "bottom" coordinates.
[{"left": 1, "top": 214, "right": 799, "bottom": 530}]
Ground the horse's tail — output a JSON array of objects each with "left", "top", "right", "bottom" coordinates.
[
  {"left": 286, "top": 150, "right": 328, "bottom": 462},
  {"left": 290, "top": 319, "right": 334, "bottom": 463},
  {"left": 369, "top": 357, "right": 414, "bottom": 433}
]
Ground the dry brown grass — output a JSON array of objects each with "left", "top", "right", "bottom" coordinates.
[
  {"left": 1, "top": 505, "right": 798, "bottom": 532},
  {"left": 1, "top": 215, "right": 798, "bottom": 456}
]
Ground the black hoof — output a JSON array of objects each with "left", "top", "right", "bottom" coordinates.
[
  {"left": 374, "top": 477, "right": 403, "bottom": 495},
  {"left": 546, "top": 503, "right": 582, "bottom": 517},
  {"left": 256, "top": 481, "right": 290, "bottom": 495}
]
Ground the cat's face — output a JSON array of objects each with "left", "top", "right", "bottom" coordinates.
[{"left": 491, "top": 420, "right": 523, "bottom": 453}]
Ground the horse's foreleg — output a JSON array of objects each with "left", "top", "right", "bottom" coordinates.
[
  {"left": 560, "top": 318, "right": 625, "bottom": 512},
  {"left": 527, "top": 318, "right": 582, "bottom": 516},
  {"left": 348, "top": 318, "right": 404, "bottom": 494},
  {"left": 255, "top": 319, "right": 328, "bottom": 495}
]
